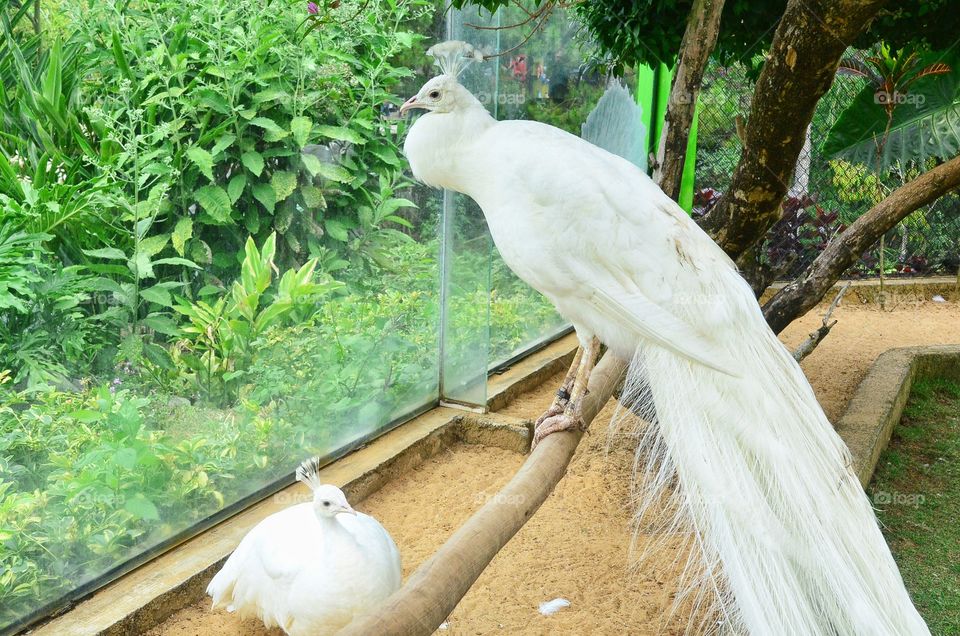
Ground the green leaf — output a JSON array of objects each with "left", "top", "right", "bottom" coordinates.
[
  {"left": 198, "top": 90, "right": 231, "bottom": 114},
  {"left": 314, "top": 124, "right": 364, "bottom": 144},
  {"left": 124, "top": 493, "right": 159, "bottom": 521},
  {"left": 191, "top": 240, "right": 213, "bottom": 264},
  {"left": 114, "top": 448, "right": 137, "bottom": 470},
  {"left": 245, "top": 208, "right": 261, "bottom": 234},
  {"left": 302, "top": 185, "right": 326, "bottom": 209},
  {"left": 143, "top": 314, "right": 180, "bottom": 336},
  {"left": 187, "top": 146, "right": 215, "bottom": 181},
  {"left": 140, "top": 285, "right": 172, "bottom": 307},
  {"left": 111, "top": 31, "right": 134, "bottom": 81},
  {"left": 83, "top": 247, "right": 127, "bottom": 260},
  {"left": 250, "top": 117, "right": 290, "bottom": 141},
  {"left": 139, "top": 234, "right": 169, "bottom": 258},
  {"left": 369, "top": 144, "right": 401, "bottom": 167},
  {"left": 325, "top": 218, "right": 350, "bottom": 242},
  {"left": 271, "top": 171, "right": 298, "bottom": 202},
  {"left": 211, "top": 134, "right": 237, "bottom": 156},
  {"left": 133, "top": 251, "right": 155, "bottom": 279},
  {"left": 824, "top": 51, "right": 960, "bottom": 172},
  {"left": 68, "top": 409, "right": 102, "bottom": 423},
  {"left": 302, "top": 153, "right": 351, "bottom": 183},
  {"left": 194, "top": 185, "right": 233, "bottom": 224},
  {"left": 291, "top": 116, "right": 313, "bottom": 148},
  {"left": 252, "top": 183, "right": 277, "bottom": 213},
  {"left": 228, "top": 173, "right": 247, "bottom": 203},
  {"left": 313, "top": 162, "right": 352, "bottom": 183},
  {"left": 241, "top": 151, "right": 265, "bottom": 177},
  {"left": 144, "top": 342, "right": 175, "bottom": 370},
  {"left": 153, "top": 257, "right": 202, "bottom": 269},
  {"left": 172, "top": 218, "right": 193, "bottom": 256}
]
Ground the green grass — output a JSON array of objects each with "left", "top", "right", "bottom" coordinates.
[{"left": 868, "top": 377, "right": 960, "bottom": 635}]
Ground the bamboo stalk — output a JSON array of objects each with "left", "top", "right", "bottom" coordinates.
[{"left": 338, "top": 352, "right": 628, "bottom": 636}]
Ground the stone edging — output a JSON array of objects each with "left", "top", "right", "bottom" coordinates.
[{"left": 836, "top": 344, "right": 960, "bottom": 487}]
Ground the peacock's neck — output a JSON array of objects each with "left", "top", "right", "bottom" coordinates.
[{"left": 404, "top": 105, "right": 494, "bottom": 193}]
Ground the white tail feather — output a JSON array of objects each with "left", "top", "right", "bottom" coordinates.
[{"left": 611, "top": 269, "right": 928, "bottom": 635}]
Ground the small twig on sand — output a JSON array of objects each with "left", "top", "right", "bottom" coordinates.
[{"left": 792, "top": 282, "right": 851, "bottom": 363}]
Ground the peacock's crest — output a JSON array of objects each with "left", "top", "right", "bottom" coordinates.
[
  {"left": 295, "top": 456, "right": 323, "bottom": 491},
  {"left": 427, "top": 40, "right": 485, "bottom": 77}
]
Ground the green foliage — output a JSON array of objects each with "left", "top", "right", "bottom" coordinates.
[
  {"left": 869, "top": 377, "right": 960, "bottom": 634},
  {"left": 824, "top": 48, "right": 960, "bottom": 173},
  {"left": 456, "top": 1, "right": 960, "bottom": 74},
  {"left": 0, "top": 225, "right": 115, "bottom": 389},
  {"left": 0, "top": 383, "right": 311, "bottom": 625},
  {"left": 174, "top": 233, "right": 343, "bottom": 405},
  {"left": 0, "top": 1, "right": 581, "bottom": 631},
  {"left": 64, "top": 0, "right": 424, "bottom": 275}
]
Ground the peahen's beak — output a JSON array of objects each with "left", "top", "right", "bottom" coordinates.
[{"left": 399, "top": 95, "right": 424, "bottom": 116}]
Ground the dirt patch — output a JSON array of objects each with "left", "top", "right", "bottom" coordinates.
[{"left": 151, "top": 300, "right": 960, "bottom": 635}]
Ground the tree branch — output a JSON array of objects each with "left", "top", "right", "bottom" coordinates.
[
  {"left": 764, "top": 153, "right": 960, "bottom": 333},
  {"left": 653, "top": 0, "right": 726, "bottom": 200},
  {"left": 790, "top": 281, "right": 850, "bottom": 362},
  {"left": 339, "top": 353, "right": 628, "bottom": 636},
  {"left": 699, "top": 0, "right": 889, "bottom": 257}
]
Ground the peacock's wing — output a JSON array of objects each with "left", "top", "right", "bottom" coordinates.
[
  {"left": 472, "top": 119, "right": 742, "bottom": 373},
  {"left": 209, "top": 504, "right": 320, "bottom": 629}
]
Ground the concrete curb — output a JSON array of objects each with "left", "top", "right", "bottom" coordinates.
[{"left": 836, "top": 344, "right": 960, "bottom": 487}]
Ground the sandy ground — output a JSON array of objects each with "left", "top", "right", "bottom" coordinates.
[{"left": 150, "top": 299, "right": 960, "bottom": 636}]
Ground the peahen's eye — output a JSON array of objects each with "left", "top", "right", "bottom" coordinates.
[{"left": 429, "top": 90, "right": 441, "bottom": 99}]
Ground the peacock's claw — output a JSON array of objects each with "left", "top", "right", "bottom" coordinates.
[
  {"left": 531, "top": 413, "right": 584, "bottom": 449},
  {"left": 533, "top": 402, "right": 566, "bottom": 429}
]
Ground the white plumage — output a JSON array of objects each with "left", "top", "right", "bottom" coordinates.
[
  {"left": 400, "top": 42, "right": 928, "bottom": 635},
  {"left": 206, "top": 458, "right": 401, "bottom": 636}
]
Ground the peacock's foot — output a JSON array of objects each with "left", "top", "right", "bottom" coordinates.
[
  {"left": 533, "top": 400, "right": 566, "bottom": 429},
  {"left": 531, "top": 413, "right": 584, "bottom": 449}
]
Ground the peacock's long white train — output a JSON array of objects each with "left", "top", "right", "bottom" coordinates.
[{"left": 400, "top": 41, "right": 929, "bottom": 635}]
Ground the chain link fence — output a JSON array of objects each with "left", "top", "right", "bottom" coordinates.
[{"left": 693, "top": 59, "right": 960, "bottom": 282}]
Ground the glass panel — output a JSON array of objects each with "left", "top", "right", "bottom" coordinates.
[
  {"left": 0, "top": 1, "right": 442, "bottom": 631},
  {"left": 445, "top": 5, "right": 628, "bottom": 370},
  {"left": 0, "top": 0, "right": 631, "bottom": 629}
]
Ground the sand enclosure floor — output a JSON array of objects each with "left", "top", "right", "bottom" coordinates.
[{"left": 151, "top": 299, "right": 960, "bottom": 635}]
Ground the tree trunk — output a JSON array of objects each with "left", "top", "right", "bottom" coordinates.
[
  {"left": 699, "top": 0, "right": 889, "bottom": 258},
  {"left": 763, "top": 153, "right": 960, "bottom": 333},
  {"left": 339, "top": 352, "right": 629, "bottom": 636},
  {"left": 653, "top": 0, "right": 726, "bottom": 200}
]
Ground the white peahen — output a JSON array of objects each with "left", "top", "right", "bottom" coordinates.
[
  {"left": 206, "top": 458, "right": 401, "bottom": 636},
  {"left": 399, "top": 41, "right": 929, "bottom": 635}
]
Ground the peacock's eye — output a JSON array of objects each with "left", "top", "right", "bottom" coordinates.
[
  {"left": 429, "top": 90, "right": 441, "bottom": 99},
  {"left": 323, "top": 501, "right": 330, "bottom": 507}
]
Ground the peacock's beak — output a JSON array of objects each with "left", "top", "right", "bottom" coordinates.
[
  {"left": 336, "top": 503, "right": 358, "bottom": 516},
  {"left": 399, "top": 95, "right": 425, "bottom": 116}
]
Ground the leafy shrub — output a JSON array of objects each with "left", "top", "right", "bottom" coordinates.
[
  {"left": 174, "top": 233, "right": 343, "bottom": 405},
  {"left": 68, "top": 0, "right": 426, "bottom": 277}
]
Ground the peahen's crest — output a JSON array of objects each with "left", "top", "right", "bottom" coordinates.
[{"left": 427, "top": 40, "right": 485, "bottom": 77}]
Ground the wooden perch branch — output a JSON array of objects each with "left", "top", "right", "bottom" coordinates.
[
  {"left": 791, "top": 281, "right": 850, "bottom": 362},
  {"left": 339, "top": 352, "right": 628, "bottom": 636}
]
